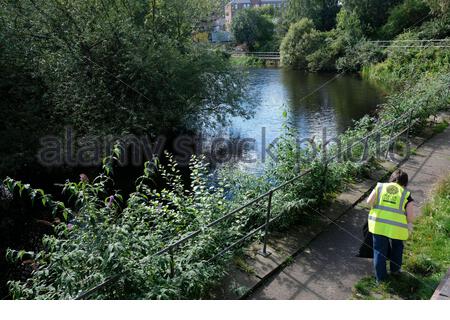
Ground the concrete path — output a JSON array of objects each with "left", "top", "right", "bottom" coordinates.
[{"left": 249, "top": 127, "right": 450, "bottom": 300}]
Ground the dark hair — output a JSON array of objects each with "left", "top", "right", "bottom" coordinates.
[{"left": 389, "top": 169, "right": 408, "bottom": 187}]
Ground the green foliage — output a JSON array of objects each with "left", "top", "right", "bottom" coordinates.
[
  {"left": 336, "top": 8, "right": 364, "bottom": 42},
  {"left": 280, "top": 7, "right": 379, "bottom": 72},
  {"left": 0, "top": 0, "right": 251, "bottom": 175},
  {"left": 363, "top": 43, "right": 450, "bottom": 91},
  {"left": 304, "top": 32, "right": 340, "bottom": 72},
  {"left": 6, "top": 154, "right": 238, "bottom": 299},
  {"left": 432, "top": 121, "right": 449, "bottom": 134},
  {"left": 379, "top": 0, "right": 431, "bottom": 39},
  {"left": 3, "top": 178, "right": 71, "bottom": 220},
  {"left": 280, "top": 18, "right": 325, "bottom": 69},
  {"left": 406, "top": 254, "right": 440, "bottom": 276},
  {"left": 362, "top": 11, "right": 450, "bottom": 90},
  {"left": 342, "top": 0, "right": 403, "bottom": 36},
  {"left": 231, "top": 8, "right": 276, "bottom": 51},
  {"left": 333, "top": 9, "right": 385, "bottom": 72},
  {"left": 337, "top": 40, "right": 385, "bottom": 72},
  {"left": 286, "top": 0, "right": 340, "bottom": 31},
  {"left": 424, "top": 0, "right": 450, "bottom": 16},
  {"left": 230, "top": 55, "right": 265, "bottom": 67}
]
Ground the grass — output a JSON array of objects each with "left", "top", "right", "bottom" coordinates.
[
  {"left": 234, "top": 256, "right": 256, "bottom": 275},
  {"left": 353, "top": 174, "right": 450, "bottom": 300},
  {"left": 230, "top": 55, "right": 265, "bottom": 67},
  {"left": 432, "top": 120, "right": 449, "bottom": 134}
]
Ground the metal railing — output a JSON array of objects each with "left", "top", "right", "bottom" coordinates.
[
  {"left": 75, "top": 108, "right": 418, "bottom": 299},
  {"left": 370, "top": 39, "right": 450, "bottom": 48},
  {"left": 230, "top": 51, "right": 281, "bottom": 60}
]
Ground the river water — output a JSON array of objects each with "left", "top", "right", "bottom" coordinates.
[{"left": 209, "top": 68, "right": 386, "bottom": 173}]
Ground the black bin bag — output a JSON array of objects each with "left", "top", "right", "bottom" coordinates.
[
  {"left": 357, "top": 222, "right": 373, "bottom": 258},
  {"left": 357, "top": 219, "right": 395, "bottom": 259}
]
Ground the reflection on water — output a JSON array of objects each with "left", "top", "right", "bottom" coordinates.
[{"left": 212, "top": 68, "right": 385, "bottom": 172}]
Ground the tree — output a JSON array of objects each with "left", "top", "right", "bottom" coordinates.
[
  {"left": 286, "top": 0, "right": 340, "bottom": 31},
  {"left": 280, "top": 18, "right": 325, "bottom": 69},
  {"left": 336, "top": 9, "right": 364, "bottom": 45},
  {"left": 380, "top": 0, "right": 430, "bottom": 39},
  {"left": 333, "top": 9, "right": 384, "bottom": 72},
  {"left": 231, "top": 8, "right": 275, "bottom": 51},
  {"left": 0, "top": 0, "right": 251, "bottom": 175},
  {"left": 342, "top": 0, "right": 403, "bottom": 36},
  {"left": 424, "top": 0, "right": 450, "bottom": 16}
]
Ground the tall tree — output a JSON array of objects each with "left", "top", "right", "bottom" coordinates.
[
  {"left": 231, "top": 8, "right": 275, "bottom": 51},
  {"left": 424, "top": 0, "right": 450, "bottom": 16},
  {"left": 342, "top": 0, "right": 403, "bottom": 36},
  {"left": 280, "top": 18, "right": 324, "bottom": 69},
  {"left": 0, "top": 0, "right": 251, "bottom": 175},
  {"left": 380, "top": 0, "right": 430, "bottom": 39},
  {"left": 286, "top": 0, "right": 340, "bottom": 31}
]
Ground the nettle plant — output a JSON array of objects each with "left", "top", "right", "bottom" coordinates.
[{"left": 6, "top": 150, "right": 236, "bottom": 299}]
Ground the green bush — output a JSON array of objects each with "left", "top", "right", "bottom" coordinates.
[
  {"left": 280, "top": 18, "right": 325, "bottom": 69},
  {"left": 362, "top": 14, "right": 450, "bottom": 89},
  {"left": 379, "top": 0, "right": 430, "bottom": 39},
  {"left": 230, "top": 55, "right": 265, "bottom": 67},
  {"left": 337, "top": 40, "right": 385, "bottom": 72},
  {"left": 0, "top": 0, "right": 251, "bottom": 176},
  {"left": 6, "top": 152, "right": 239, "bottom": 299},
  {"left": 231, "top": 8, "right": 275, "bottom": 51},
  {"left": 406, "top": 254, "right": 440, "bottom": 276}
]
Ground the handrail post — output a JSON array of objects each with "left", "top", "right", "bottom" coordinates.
[
  {"left": 406, "top": 109, "right": 413, "bottom": 140},
  {"left": 321, "top": 153, "right": 328, "bottom": 203},
  {"left": 385, "top": 124, "right": 395, "bottom": 160},
  {"left": 259, "top": 190, "right": 273, "bottom": 257},
  {"left": 169, "top": 246, "right": 175, "bottom": 277}
]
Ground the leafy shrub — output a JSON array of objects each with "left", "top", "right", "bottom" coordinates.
[
  {"left": 406, "top": 254, "right": 440, "bottom": 276},
  {"left": 230, "top": 56, "right": 265, "bottom": 67},
  {"left": 338, "top": 40, "right": 385, "bottom": 72},
  {"left": 6, "top": 152, "right": 238, "bottom": 299},
  {"left": 280, "top": 18, "right": 325, "bottom": 69},
  {"left": 231, "top": 8, "right": 275, "bottom": 51},
  {"left": 379, "top": 0, "right": 431, "bottom": 39},
  {"left": 362, "top": 13, "right": 450, "bottom": 89},
  {"left": 0, "top": 0, "right": 251, "bottom": 175}
]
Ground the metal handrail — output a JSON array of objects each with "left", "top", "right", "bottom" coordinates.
[
  {"left": 369, "top": 39, "right": 450, "bottom": 48},
  {"left": 75, "top": 109, "right": 417, "bottom": 299},
  {"left": 230, "top": 51, "right": 281, "bottom": 58}
]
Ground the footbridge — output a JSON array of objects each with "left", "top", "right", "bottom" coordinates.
[{"left": 230, "top": 51, "right": 281, "bottom": 61}]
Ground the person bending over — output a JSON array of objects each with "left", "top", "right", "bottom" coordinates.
[{"left": 366, "top": 169, "right": 415, "bottom": 282}]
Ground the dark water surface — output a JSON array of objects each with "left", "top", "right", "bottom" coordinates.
[{"left": 212, "top": 68, "right": 386, "bottom": 172}]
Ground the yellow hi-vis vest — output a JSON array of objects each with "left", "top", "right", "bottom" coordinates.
[{"left": 368, "top": 182, "right": 410, "bottom": 240}]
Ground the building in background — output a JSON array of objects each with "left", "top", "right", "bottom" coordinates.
[{"left": 225, "top": 0, "right": 286, "bottom": 31}]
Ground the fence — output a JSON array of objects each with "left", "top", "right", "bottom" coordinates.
[
  {"left": 369, "top": 39, "right": 450, "bottom": 48},
  {"left": 230, "top": 51, "right": 281, "bottom": 60},
  {"left": 75, "top": 108, "right": 419, "bottom": 299}
]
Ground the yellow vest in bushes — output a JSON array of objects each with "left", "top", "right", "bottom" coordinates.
[{"left": 368, "top": 182, "right": 410, "bottom": 240}]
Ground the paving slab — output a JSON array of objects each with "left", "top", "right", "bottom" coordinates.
[
  {"left": 431, "top": 269, "right": 450, "bottom": 300},
  {"left": 209, "top": 264, "right": 260, "bottom": 300},
  {"left": 250, "top": 206, "right": 372, "bottom": 300}
]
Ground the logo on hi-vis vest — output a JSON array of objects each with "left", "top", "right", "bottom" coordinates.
[
  {"left": 382, "top": 185, "right": 400, "bottom": 204},
  {"left": 387, "top": 185, "right": 399, "bottom": 194}
]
